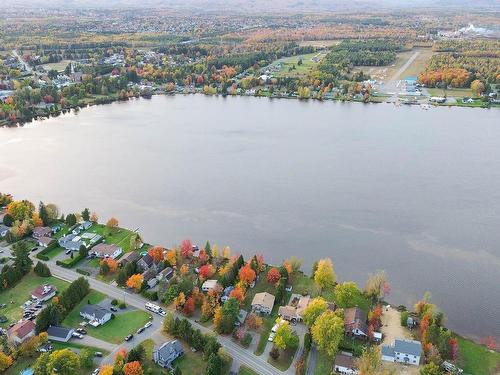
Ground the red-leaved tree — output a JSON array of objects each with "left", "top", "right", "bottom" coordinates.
[
  {"left": 180, "top": 239, "right": 193, "bottom": 258},
  {"left": 266, "top": 268, "right": 281, "bottom": 284}
]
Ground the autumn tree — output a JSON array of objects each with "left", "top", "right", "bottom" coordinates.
[
  {"left": 199, "top": 264, "right": 215, "bottom": 280},
  {"left": 286, "top": 256, "right": 303, "bottom": 273},
  {"left": 46, "top": 349, "right": 81, "bottom": 375},
  {"left": 183, "top": 296, "right": 195, "bottom": 316},
  {"left": 106, "top": 217, "right": 119, "bottom": 229},
  {"left": 365, "top": 271, "right": 387, "bottom": 302},
  {"left": 334, "top": 281, "right": 361, "bottom": 308},
  {"left": 246, "top": 313, "right": 263, "bottom": 330},
  {"left": 355, "top": 347, "right": 382, "bottom": 375},
  {"left": 239, "top": 264, "right": 256, "bottom": 286},
  {"left": 470, "top": 79, "right": 485, "bottom": 96},
  {"left": 100, "top": 258, "right": 118, "bottom": 275},
  {"left": 165, "top": 249, "right": 177, "bottom": 266},
  {"left": 6, "top": 200, "right": 34, "bottom": 221},
  {"left": 148, "top": 246, "right": 164, "bottom": 263},
  {"left": 126, "top": 274, "right": 143, "bottom": 292},
  {"left": 178, "top": 239, "right": 193, "bottom": 257},
  {"left": 123, "top": 361, "right": 143, "bottom": 375},
  {"left": 267, "top": 267, "right": 281, "bottom": 284},
  {"left": 222, "top": 246, "right": 231, "bottom": 259},
  {"left": 0, "top": 352, "right": 13, "bottom": 372},
  {"left": 311, "top": 311, "right": 344, "bottom": 357},
  {"left": 99, "top": 365, "right": 114, "bottom": 375},
  {"left": 420, "top": 363, "right": 444, "bottom": 375},
  {"left": 302, "top": 297, "right": 328, "bottom": 328},
  {"left": 274, "top": 321, "right": 299, "bottom": 350},
  {"left": 229, "top": 286, "right": 245, "bottom": 304},
  {"left": 90, "top": 212, "right": 99, "bottom": 223},
  {"left": 314, "top": 258, "right": 336, "bottom": 292}
]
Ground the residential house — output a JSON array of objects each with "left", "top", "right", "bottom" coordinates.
[
  {"left": 201, "top": 279, "right": 220, "bottom": 292},
  {"left": 58, "top": 234, "right": 83, "bottom": 251},
  {"left": 32, "top": 284, "right": 57, "bottom": 302},
  {"left": 251, "top": 292, "right": 275, "bottom": 315},
  {"left": 119, "top": 251, "right": 140, "bottom": 267},
  {"left": 7, "top": 320, "right": 36, "bottom": 344},
  {"left": 278, "top": 305, "right": 299, "bottom": 323},
  {"left": 32, "top": 226, "right": 52, "bottom": 239},
  {"left": 344, "top": 307, "right": 368, "bottom": 337},
  {"left": 80, "top": 305, "right": 112, "bottom": 327},
  {"left": 0, "top": 224, "right": 9, "bottom": 237},
  {"left": 381, "top": 339, "right": 421, "bottom": 366},
  {"left": 153, "top": 340, "right": 184, "bottom": 368},
  {"left": 37, "top": 236, "right": 54, "bottom": 248},
  {"left": 137, "top": 254, "right": 157, "bottom": 272},
  {"left": 278, "top": 294, "right": 310, "bottom": 323},
  {"left": 334, "top": 352, "right": 359, "bottom": 374},
  {"left": 47, "top": 326, "right": 74, "bottom": 342},
  {"left": 142, "top": 268, "right": 157, "bottom": 283},
  {"left": 91, "top": 243, "right": 123, "bottom": 259},
  {"left": 156, "top": 267, "right": 174, "bottom": 282}
]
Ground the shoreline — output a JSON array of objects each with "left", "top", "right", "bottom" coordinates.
[{"left": 1, "top": 90, "right": 497, "bottom": 128}]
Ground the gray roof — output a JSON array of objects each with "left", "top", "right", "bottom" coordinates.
[
  {"left": 157, "top": 340, "right": 183, "bottom": 357},
  {"left": 47, "top": 326, "right": 73, "bottom": 338},
  {"left": 381, "top": 345, "right": 395, "bottom": 357},
  {"left": 80, "top": 304, "right": 110, "bottom": 320},
  {"left": 395, "top": 339, "right": 422, "bottom": 357}
]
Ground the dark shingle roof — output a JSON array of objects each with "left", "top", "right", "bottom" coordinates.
[
  {"left": 47, "top": 326, "right": 73, "bottom": 339},
  {"left": 80, "top": 304, "right": 110, "bottom": 319},
  {"left": 395, "top": 339, "right": 422, "bottom": 357}
]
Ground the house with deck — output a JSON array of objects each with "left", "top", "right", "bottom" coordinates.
[{"left": 153, "top": 340, "right": 184, "bottom": 368}]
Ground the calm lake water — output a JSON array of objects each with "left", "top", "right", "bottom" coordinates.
[{"left": 1, "top": 95, "right": 499, "bottom": 341}]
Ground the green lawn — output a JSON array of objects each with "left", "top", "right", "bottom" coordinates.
[
  {"left": 244, "top": 267, "right": 278, "bottom": 311},
  {"left": 313, "top": 350, "right": 332, "bottom": 375},
  {"left": 239, "top": 365, "right": 260, "bottom": 375},
  {"left": 268, "top": 346, "right": 297, "bottom": 371},
  {"left": 255, "top": 312, "right": 278, "bottom": 356},
  {"left": 139, "top": 339, "right": 171, "bottom": 375},
  {"left": 52, "top": 341, "right": 110, "bottom": 356},
  {"left": 427, "top": 87, "right": 475, "bottom": 98},
  {"left": 87, "top": 224, "right": 136, "bottom": 253},
  {"left": 0, "top": 272, "right": 69, "bottom": 328},
  {"left": 44, "top": 245, "right": 65, "bottom": 259},
  {"left": 457, "top": 336, "right": 500, "bottom": 375},
  {"left": 271, "top": 52, "right": 325, "bottom": 78},
  {"left": 63, "top": 290, "right": 150, "bottom": 344}
]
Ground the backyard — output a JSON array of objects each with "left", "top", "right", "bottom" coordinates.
[
  {"left": 62, "top": 290, "right": 150, "bottom": 344},
  {"left": 269, "top": 52, "right": 325, "bottom": 78},
  {"left": 0, "top": 272, "right": 68, "bottom": 327},
  {"left": 457, "top": 336, "right": 500, "bottom": 375}
]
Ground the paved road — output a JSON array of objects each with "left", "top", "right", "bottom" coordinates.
[
  {"left": 12, "top": 50, "right": 32, "bottom": 73},
  {"left": 305, "top": 345, "right": 318, "bottom": 375},
  {"left": 380, "top": 51, "right": 420, "bottom": 100},
  {"left": 43, "top": 260, "right": 282, "bottom": 375}
]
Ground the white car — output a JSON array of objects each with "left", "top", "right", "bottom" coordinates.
[
  {"left": 92, "top": 368, "right": 100, "bottom": 375},
  {"left": 144, "top": 321, "right": 152, "bottom": 329},
  {"left": 268, "top": 332, "right": 275, "bottom": 342}
]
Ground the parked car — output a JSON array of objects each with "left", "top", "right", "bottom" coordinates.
[
  {"left": 94, "top": 352, "right": 103, "bottom": 357},
  {"left": 65, "top": 249, "right": 71, "bottom": 255},
  {"left": 92, "top": 368, "right": 100, "bottom": 375},
  {"left": 136, "top": 327, "right": 145, "bottom": 334},
  {"left": 76, "top": 328, "right": 87, "bottom": 334},
  {"left": 0, "top": 316, "right": 8, "bottom": 323},
  {"left": 72, "top": 332, "right": 84, "bottom": 339},
  {"left": 31, "top": 247, "right": 39, "bottom": 252},
  {"left": 110, "top": 307, "right": 118, "bottom": 312},
  {"left": 144, "top": 321, "right": 152, "bottom": 329},
  {"left": 268, "top": 332, "right": 275, "bottom": 342},
  {"left": 125, "top": 334, "right": 134, "bottom": 341},
  {"left": 0, "top": 304, "right": 6, "bottom": 308}
]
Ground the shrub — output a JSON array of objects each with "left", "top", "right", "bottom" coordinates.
[
  {"left": 241, "top": 333, "right": 252, "bottom": 348},
  {"left": 36, "top": 254, "right": 50, "bottom": 261},
  {"left": 34, "top": 261, "right": 51, "bottom": 277},
  {"left": 111, "top": 299, "right": 119, "bottom": 306},
  {"left": 119, "top": 302, "right": 127, "bottom": 309},
  {"left": 269, "top": 346, "right": 280, "bottom": 360},
  {"left": 76, "top": 269, "right": 90, "bottom": 276},
  {"left": 401, "top": 311, "right": 409, "bottom": 326}
]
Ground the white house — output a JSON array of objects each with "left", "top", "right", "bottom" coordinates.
[
  {"left": 32, "top": 284, "right": 57, "bottom": 302},
  {"left": 91, "top": 243, "right": 123, "bottom": 259},
  {"left": 382, "top": 339, "right": 421, "bottom": 366},
  {"left": 80, "top": 305, "right": 112, "bottom": 326},
  {"left": 201, "top": 279, "right": 220, "bottom": 292},
  {"left": 334, "top": 352, "right": 359, "bottom": 374}
]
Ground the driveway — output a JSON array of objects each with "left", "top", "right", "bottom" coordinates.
[
  {"left": 381, "top": 306, "right": 412, "bottom": 345},
  {"left": 79, "top": 335, "right": 117, "bottom": 352}
]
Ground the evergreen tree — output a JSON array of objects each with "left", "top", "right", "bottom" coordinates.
[
  {"left": 128, "top": 344, "right": 146, "bottom": 363},
  {"left": 12, "top": 241, "right": 33, "bottom": 273},
  {"left": 206, "top": 353, "right": 222, "bottom": 375},
  {"left": 65, "top": 214, "right": 77, "bottom": 226},
  {"left": 79, "top": 245, "right": 88, "bottom": 258},
  {"left": 39, "top": 202, "right": 49, "bottom": 226},
  {"left": 204, "top": 241, "right": 212, "bottom": 257},
  {"left": 34, "top": 261, "right": 51, "bottom": 277},
  {"left": 81, "top": 208, "right": 90, "bottom": 221}
]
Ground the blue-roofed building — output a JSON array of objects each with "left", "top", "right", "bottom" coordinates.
[{"left": 381, "top": 338, "right": 421, "bottom": 366}]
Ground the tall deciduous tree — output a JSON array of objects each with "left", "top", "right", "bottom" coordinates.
[
  {"left": 314, "top": 258, "right": 336, "bottom": 292},
  {"left": 302, "top": 297, "right": 328, "bottom": 328},
  {"left": 46, "top": 349, "right": 80, "bottom": 375},
  {"left": 274, "top": 321, "right": 299, "bottom": 350},
  {"left": 311, "top": 311, "right": 344, "bottom": 357},
  {"left": 334, "top": 281, "right": 361, "bottom": 308}
]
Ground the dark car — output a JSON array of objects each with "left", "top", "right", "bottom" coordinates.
[
  {"left": 94, "top": 352, "right": 103, "bottom": 357},
  {"left": 31, "top": 247, "right": 39, "bottom": 252},
  {"left": 136, "top": 327, "right": 145, "bottom": 334},
  {"left": 110, "top": 307, "right": 118, "bottom": 312},
  {"left": 76, "top": 328, "right": 87, "bottom": 334},
  {"left": 125, "top": 334, "right": 134, "bottom": 341}
]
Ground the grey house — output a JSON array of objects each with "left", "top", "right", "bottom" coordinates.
[
  {"left": 80, "top": 305, "right": 112, "bottom": 327},
  {"left": 381, "top": 338, "right": 422, "bottom": 366},
  {"left": 153, "top": 340, "right": 184, "bottom": 368},
  {"left": 47, "top": 326, "right": 74, "bottom": 342}
]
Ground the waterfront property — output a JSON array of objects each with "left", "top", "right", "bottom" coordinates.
[
  {"left": 251, "top": 292, "right": 275, "bottom": 315},
  {"left": 90, "top": 243, "right": 123, "bottom": 259},
  {"left": 334, "top": 351, "right": 359, "bottom": 374},
  {"left": 381, "top": 338, "right": 422, "bottom": 365},
  {"left": 344, "top": 307, "right": 368, "bottom": 338}
]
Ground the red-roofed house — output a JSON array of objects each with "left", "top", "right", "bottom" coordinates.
[
  {"left": 7, "top": 320, "right": 36, "bottom": 344},
  {"left": 32, "top": 284, "right": 57, "bottom": 302}
]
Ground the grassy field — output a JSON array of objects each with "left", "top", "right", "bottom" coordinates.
[
  {"left": 0, "top": 272, "right": 69, "bottom": 328},
  {"left": 352, "top": 50, "right": 414, "bottom": 82},
  {"left": 313, "top": 350, "right": 332, "bottom": 375},
  {"left": 268, "top": 346, "right": 297, "bottom": 371},
  {"left": 427, "top": 87, "right": 475, "bottom": 98},
  {"left": 88, "top": 223, "right": 137, "bottom": 253},
  {"left": 270, "top": 52, "right": 325, "bottom": 78},
  {"left": 63, "top": 290, "right": 149, "bottom": 344},
  {"left": 41, "top": 60, "right": 73, "bottom": 72},
  {"left": 397, "top": 48, "right": 435, "bottom": 79},
  {"left": 255, "top": 312, "right": 278, "bottom": 355},
  {"left": 457, "top": 336, "right": 500, "bottom": 375},
  {"left": 239, "top": 365, "right": 260, "bottom": 375}
]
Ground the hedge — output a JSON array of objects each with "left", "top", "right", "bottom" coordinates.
[
  {"left": 37, "top": 240, "right": 58, "bottom": 258},
  {"left": 36, "top": 254, "right": 50, "bottom": 261},
  {"left": 56, "top": 254, "right": 83, "bottom": 268},
  {"left": 76, "top": 268, "right": 90, "bottom": 276}
]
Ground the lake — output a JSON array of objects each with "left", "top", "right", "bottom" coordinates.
[{"left": 1, "top": 95, "right": 499, "bottom": 341}]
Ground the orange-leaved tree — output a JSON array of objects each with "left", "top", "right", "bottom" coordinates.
[
  {"left": 126, "top": 274, "right": 143, "bottom": 292},
  {"left": 123, "top": 361, "right": 143, "bottom": 375},
  {"left": 148, "top": 246, "right": 164, "bottom": 263}
]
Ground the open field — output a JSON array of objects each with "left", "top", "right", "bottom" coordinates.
[
  {"left": 352, "top": 50, "right": 414, "bottom": 82},
  {"left": 270, "top": 52, "right": 325, "bottom": 78},
  {"left": 457, "top": 336, "right": 500, "bottom": 375},
  {"left": 41, "top": 60, "right": 73, "bottom": 72},
  {"left": 427, "top": 87, "right": 475, "bottom": 98},
  {"left": 298, "top": 40, "right": 340, "bottom": 48},
  {"left": 88, "top": 223, "right": 137, "bottom": 252},
  {"left": 397, "top": 48, "right": 435, "bottom": 79},
  {"left": 0, "top": 272, "right": 69, "bottom": 327}
]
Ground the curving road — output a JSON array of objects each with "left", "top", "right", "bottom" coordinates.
[{"left": 42, "top": 259, "right": 283, "bottom": 375}]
